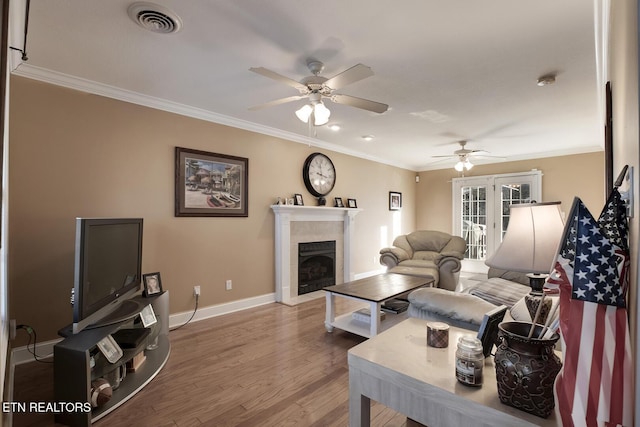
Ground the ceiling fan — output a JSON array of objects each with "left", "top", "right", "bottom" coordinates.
[
  {"left": 432, "top": 141, "right": 503, "bottom": 171},
  {"left": 248, "top": 59, "right": 389, "bottom": 126}
]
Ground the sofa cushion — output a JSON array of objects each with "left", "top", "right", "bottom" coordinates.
[
  {"left": 462, "top": 277, "right": 531, "bottom": 308},
  {"left": 389, "top": 265, "right": 438, "bottom": 280},
  {"left": 411, "top": 250, "right": 441, "bottom": 262},
  {"left": 406, "top": 230, "right": 453, "bottom": 252},
  {"left": 399, "top": 259, "right": 438, "bottom": 269},
  {"left": 408, "top": 287, "right": 497, "bottom": 326}
]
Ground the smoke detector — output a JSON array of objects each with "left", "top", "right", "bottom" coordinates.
[{"left": 128, "top": 2, "right": 183, "bottom": 34}]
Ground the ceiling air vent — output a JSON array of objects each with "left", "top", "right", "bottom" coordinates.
[{"left": 128, "top": 2, "right": 183, "bottom": 34}]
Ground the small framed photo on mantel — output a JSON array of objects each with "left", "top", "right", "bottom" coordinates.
[
  {"left": 347, "top": 198, "right": 357, "bottom": 208},
  {"left": 335, "top": 197, "right": 344, "bottom": 207}
]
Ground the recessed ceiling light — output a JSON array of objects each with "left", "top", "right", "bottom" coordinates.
[
  {"left": 329, "top": 124, "right": 341, "bottom": 131},
  {"left": 362, "top": 135, "right": 375, "bottom": 141},
  {"left": 536, "top": 74, "right": 556, "bottom": 87}
]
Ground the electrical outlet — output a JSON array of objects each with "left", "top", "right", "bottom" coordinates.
[
  {"left": 193, "top": 286, "right": 201, "bottom": 297},
  {"left": 225, "top": 280, "right": 232, "bottom": 291},
  {"left": 9, "top": 319, "right": 16, "bottom": 340}
]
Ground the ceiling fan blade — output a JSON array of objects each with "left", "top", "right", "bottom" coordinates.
[
  {"left": 431, "top": 155, "right": 456, "bottom": 158},
  {"left": 331, "top": 94, "right": 388, "bottom": 113},
  {"left": 248, "top": 95, "right": 306, "bottom": 111},
  {"left": 249, "top": 67, "right": 308, "bottom": 92},
  {"left": 472, "top": 154, "right": 507, "bottom": 160},
  {"left": 324, "top": 64, "right": 374, "bottom": 90}
]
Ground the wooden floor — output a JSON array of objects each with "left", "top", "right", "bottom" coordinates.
[{"left": 12, "top": 297, "right": 410, "bottom": 426}]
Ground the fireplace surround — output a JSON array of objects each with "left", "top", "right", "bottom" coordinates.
[{"left": 271, "top": 205, "right": 361, "bottom": 305}]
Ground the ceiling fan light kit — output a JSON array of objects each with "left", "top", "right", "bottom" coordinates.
[
  {"left": 454, "top": 159, "right": 474, "bottom": 172},
  {"left": 295, "top": 92, "right": 331, "bottom": 126},
  {"left": 249, "top": 60, "right": 388, "bottom": 127}
]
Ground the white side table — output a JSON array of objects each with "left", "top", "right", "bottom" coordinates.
[{"left": 348, "top": 317, "right": 559, "bottom": 427}]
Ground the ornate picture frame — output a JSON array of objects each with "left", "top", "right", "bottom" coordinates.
[
  {"left": 175, "top": 147, "right": 248, "bottom": 217},
  {"left": 389, "top": 191, "right": 402, "bottom": 210}
]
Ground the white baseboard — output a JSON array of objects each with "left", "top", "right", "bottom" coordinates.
[
  {"left": 354, "top": 268, "right": 386, "bottom": 280},
  {"left": 11, "top": 293, "right": 277, "bottom": 366},
  {"left": 168, "top": 293, "right": 275, "bottom": 329}
]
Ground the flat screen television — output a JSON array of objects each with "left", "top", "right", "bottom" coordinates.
[{"left": 72, "top": 218, "right": 144, "bottom": 334}]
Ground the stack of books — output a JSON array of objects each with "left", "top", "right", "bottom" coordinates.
[
  {"left": 381, "top": 298, "right": 409, "bottom": 313},
  {"left": 352, "top": 308, "right": 386, "bottom": 323}
]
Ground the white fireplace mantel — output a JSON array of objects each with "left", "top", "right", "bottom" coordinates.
[{"left": 271, "top": 205, "right": 361, "bottom": 304}]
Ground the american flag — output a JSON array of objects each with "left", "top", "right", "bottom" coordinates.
[{"left": 547, "top": 189, "right": 633, "bottom": 426}]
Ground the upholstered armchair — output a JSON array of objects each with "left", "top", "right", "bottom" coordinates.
[{"left": 379, "top": 230, "right": 466, "bottom": 291}]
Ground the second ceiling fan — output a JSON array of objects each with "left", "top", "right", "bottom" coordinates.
[
  {"left": 249, "top": 59, "right": 388, "bottom": 126},
  {"left": 432, "top": 140, "right": 504, "bottom": 171}
]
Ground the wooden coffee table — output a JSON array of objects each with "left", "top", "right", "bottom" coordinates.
[{"left": 323, "top": 273, "right": 434, "bottom": 338}]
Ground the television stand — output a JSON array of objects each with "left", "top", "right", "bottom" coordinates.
[
  {"left": 87, "top": 299, "right": 142, "bottom": 330},
  {"left": 54, "top": 292, "right": 170, "bottom": 426}
]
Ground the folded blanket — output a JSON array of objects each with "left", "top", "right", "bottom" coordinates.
[{"left": 408, "top": 287, "right": 497, "bottom": 326}]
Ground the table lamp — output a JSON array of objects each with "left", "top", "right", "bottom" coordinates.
[{"left": 485, "top": 201, "right": 564, "bottom": 324}]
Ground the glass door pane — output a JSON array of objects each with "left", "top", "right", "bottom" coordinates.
[{"left": 460, "top": 185, "right": 487, "bottom": 260}]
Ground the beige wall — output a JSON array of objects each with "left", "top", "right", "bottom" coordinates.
[
  {"left": 8, "top": 76, "right": 416, "bottom": 342},
  {"left": 416, "top": 152, "right": 605, "bottom": 232},
  {"left": 609, "top": 0, "right": 639, "bottom": 417},
  {"left": 5, "top": 76, "right": 610, "bottom": 347}
]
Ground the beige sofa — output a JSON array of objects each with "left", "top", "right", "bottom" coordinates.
[{"left": 379, "top": 230, "right": 466, "bottom": 291}]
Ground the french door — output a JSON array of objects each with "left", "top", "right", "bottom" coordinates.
[{"left": 452, "top": 171, "right": 542, "bottom": 272}]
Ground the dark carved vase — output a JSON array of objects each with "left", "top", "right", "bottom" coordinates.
[{"left": 494, "top": 321, "right": 562, "bottom": 418}]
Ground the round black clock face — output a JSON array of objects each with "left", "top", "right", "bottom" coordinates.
[{"left": 303, "top": 152, "right": 336, "bottom": 197}]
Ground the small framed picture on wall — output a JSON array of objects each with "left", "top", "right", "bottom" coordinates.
[{"left": 389, "top": 191, "right": 402, "bottom": 211}]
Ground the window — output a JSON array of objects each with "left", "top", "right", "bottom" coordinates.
[{"left": 453, "top": 171, "right": 542, "bottom": 272}]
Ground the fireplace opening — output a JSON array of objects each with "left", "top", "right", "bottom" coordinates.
[{"left": 298, "top": 240, "right": 336, "bottom": 295}]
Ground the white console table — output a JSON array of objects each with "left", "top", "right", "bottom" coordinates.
[{"left": 348, "top": 317, "right": 559, "bottom": 427}]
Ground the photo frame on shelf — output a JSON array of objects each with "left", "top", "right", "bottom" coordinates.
[
  {"left": 294, "top": 193, "right": 304, "bottom": 206},
  {"left": 476, "top": 305, "right": 508, "bottom": 357},
  {"left": 347, "top": 198, "right": 357, "bottom": 208},
  {"left": 143, "top": 272, "right": 163, "bottom": 297},
  {"left": 140, "top": 304, "right": 158, "bottom": 328},
  {"left": 175, "top": 147, "right": 248, "bottom": 217},
  {"left": 97, "top": 335, "right": 123, "bottom": 364},
  {"left": 389, "top": 191, "right": 402, "bottom": 211},
  {"left": 335, "top": 197, "right": 344, "bottom": 207}
]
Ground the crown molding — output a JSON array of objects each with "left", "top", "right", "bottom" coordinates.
[{"left": 11, "top": 64, "right": 416, "bottom": 170}]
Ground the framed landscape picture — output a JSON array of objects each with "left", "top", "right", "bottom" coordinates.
[{"left": 175, "top": 147, "right": 248, "bottom": 217}]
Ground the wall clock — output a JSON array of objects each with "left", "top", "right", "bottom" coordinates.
[{"left": 302, "top": 152, "right": 336, "bottom": 205}]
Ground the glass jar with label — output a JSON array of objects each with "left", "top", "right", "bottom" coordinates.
[{"left": 455, "top": 335, "right": 484, "bottom": 386}]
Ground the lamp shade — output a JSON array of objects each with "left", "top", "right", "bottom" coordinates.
[
  {"left": 313, "top": 102, "right": 330, "bottom": 125},
  {"left": 295, "top": 104, "right": 313, "bottom": 122},
  {"left": 485, "top": 201, "right": 564, "bottom": 274}
]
